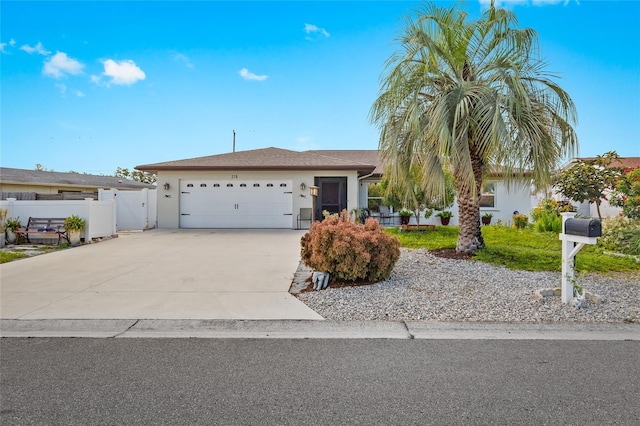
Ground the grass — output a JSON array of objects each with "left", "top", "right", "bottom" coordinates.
[
  {"left": 386, "top": 225, "right": 640, "bottom": 275},
  {"left": 0, "top": 251, "right": 29, "bottom": 263},
  {"left": 0, "top": 244, "right": 67, "bottom": 264}
]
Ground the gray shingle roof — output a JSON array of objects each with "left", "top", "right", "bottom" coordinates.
[
  {"left": 0, "top": 167, "right": 155, "bottom": 189},
  {"left": 135, "top": 147, "right": 381, "bottom": 174}
]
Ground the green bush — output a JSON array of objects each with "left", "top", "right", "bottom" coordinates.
[
  {"left": 301, "top": 210, "right": 401, "bottom": 282},
  {"left": 513, "top": 213, "right": 529, "bottom": 229},
  {"left": 534, "top": 211, "right": 562, "bottom": 233},
  {"left": 531, "top": 198, "right": 575, "bottom": 222},
  {"left": 598, "top": 216, "right": 640, "bottom": 256}
]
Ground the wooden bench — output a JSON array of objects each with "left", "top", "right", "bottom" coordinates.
[{"left": 15, "top": 217, "right": 70, "bottom": 245}]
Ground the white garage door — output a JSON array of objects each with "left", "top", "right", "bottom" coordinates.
[{"left": 179, "top": 180, "right": 293, "bottom": 228}]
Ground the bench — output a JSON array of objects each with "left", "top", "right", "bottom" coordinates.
[{"left": 15, "top": 217, "right": 70, "bottom": 245}]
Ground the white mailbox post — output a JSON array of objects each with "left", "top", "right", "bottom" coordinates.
[{"left": 559, "top": 212, "right": 601, "bottom": 304}]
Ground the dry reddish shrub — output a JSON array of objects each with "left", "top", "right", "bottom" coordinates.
[{"left": 300, "top": 210, "right": 400, "bottom": 282}]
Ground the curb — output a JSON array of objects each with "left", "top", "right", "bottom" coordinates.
[{"left": 1, "top": 319, "right": 638, "bottom": 340}]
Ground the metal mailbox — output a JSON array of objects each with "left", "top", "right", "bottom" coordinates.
[{"left": 564, "top": 218, "right": 602, "bottom": 238}]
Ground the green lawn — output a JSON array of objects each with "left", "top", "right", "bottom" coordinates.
[{"left": 386, "top": 225, "right": 640, "bottom": 275}]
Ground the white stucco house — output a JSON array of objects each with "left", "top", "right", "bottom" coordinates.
[{"left": 136, "top": 147, "right": 533, "bottom": 229}]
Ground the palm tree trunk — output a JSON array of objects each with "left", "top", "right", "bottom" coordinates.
[{"left": 455, "top": 155, "right": 485, "bottom": 254}]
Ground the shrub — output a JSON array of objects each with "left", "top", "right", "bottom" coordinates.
[
  {"left": 513, "top": 213, "right": 529, "bottom": 229},
  {"left": 534, "top": 211, "right": 562, "bottom": 233},
  {"left": 610, "top": 167, "right": 640, "bottom": 219},
  {"left": 531, "top": 198, "right": 575, "bottom": 222},
  {"left": 301, "top": 210, "right": 401, "bottom": 282},
  {"left": 598, "top": 216, "right": 640, "bottom": 256}
]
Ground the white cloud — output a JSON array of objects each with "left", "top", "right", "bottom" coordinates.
[
  {"left": 20, "top": 41, "right": 51, "bottom": 55},
  {"left": 1, "top": 39, "right": 16, "bottom": 52},
  {"left": 239, "top": 68, "right": 268, "bottom": 81},
  {"left": 43, "top": 52, "right": 84, "bottom": 78},
  {"left": 173, "top": 53, "right": 194, "bottom": 68},
  {"left": 75, "top": 90, "right": 85, "bottom": 97},
  {"left": 304, "top": 23, "right": 330, "bottom": 40},
  {"left": 94, "top": 59, "right": 146, "bottom": 86}
]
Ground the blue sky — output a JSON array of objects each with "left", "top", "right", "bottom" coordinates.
[{"left": 1, "top": 0, "right": 639, "bottom": 175}]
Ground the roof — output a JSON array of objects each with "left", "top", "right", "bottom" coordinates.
[
  {"left": 135, "top": 147, "right": 381, "bottom": 175},
  {"left": 0, "top": 167, "right": 155, "bottom": 190},
  {"left": 560, "top": 156, "right": 640, "bottom": 171}
]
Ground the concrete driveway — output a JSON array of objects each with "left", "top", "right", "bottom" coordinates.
[{"left": 0, "top": 229, "right": 322, "bottom": 320}]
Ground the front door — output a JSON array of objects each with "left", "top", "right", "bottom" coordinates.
[{"left": 315, "top": 177, "right": 347, "bottom": 218}]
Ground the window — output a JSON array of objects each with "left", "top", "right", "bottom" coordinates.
[
  {"left": 213, "top": 184, "right": 220, "bottom": 187},
  {"left": 267, "top": 183, "right": 274, "bottom": 187},
  {"left": 253, "top": 183, "right": 260, "bottom": 187},
  {"left": 186, "top": 183, "right": 194, "bottom": 188},
  {"left": 200, "top": 183, "right": 207, "bottom": 187},
  {"left": 240, "top": 183, "right": 247, "bottom": 187},
  {"left": 367, "top": 182, "right": 383, "bottom": 212},
  {"left": 480, "top": 182, "right": 496, "bottom": 208},
  {"left": 227, "top": 183, "right": 233, "bottom": 187},
  {"left": 280, "top": 183, "right": 287, "bottom": 187}
]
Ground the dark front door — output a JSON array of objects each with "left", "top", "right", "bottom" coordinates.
[{"left": 316, "top": 177, "right": 347, "bottom": 218}]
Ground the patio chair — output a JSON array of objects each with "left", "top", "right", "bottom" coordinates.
[
  {"left": 297, "top": 208, "right": 312, "bottom": 229},
  {"left": 378, "top": 205, "right": 393, "bottom": 225}
]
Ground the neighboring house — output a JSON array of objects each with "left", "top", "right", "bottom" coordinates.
[
  {"left": 551, "top": 157, "right": 640, "bottom": 219},
  {"left": 0, "top": 167, "right": 154, "bottom": 200},
  {"left": 136, "top": 147, "right": 532, "bottom": 229}
]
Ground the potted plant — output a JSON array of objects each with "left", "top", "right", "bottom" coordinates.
[
  {"left": 436, "top": 211, "right": 453, "bottom": 225},
  {"left": 398, "top": 209, "right": 413, "bottom": 225},
  {"left": 482, "top": 213, "right": 493, "bottom": 225},
  {"left": 64, "top": 215, "right": 87, "bottom": 245},
  {"left": 5, "top": 217, "right": 22, "bottom": 244},
  {"left": 350, "top": 207, "right": 363, "bottom": 224}
]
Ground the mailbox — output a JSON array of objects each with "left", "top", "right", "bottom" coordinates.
[{"left": 564, "top": 218, "right": 601, "bottom": 238}]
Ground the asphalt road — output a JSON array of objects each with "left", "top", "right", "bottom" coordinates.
[{"left": 1, "top": 338, "right": 639, "bottom": 425}]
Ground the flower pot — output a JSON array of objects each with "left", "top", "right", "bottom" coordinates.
[
  {"left": 68, "top": 229, "right": 81, "bottom": 245},
  {"left": 440, "top": 217, "right": 450, "bottom": 226},
  {"left": 6, "top": 230, "right": 16, "bottom": 244},
  {"left": 400, "top": 216, "right": 410, "bottom": 225},
  {"left": 482, "top": 217, "right": 491, "bottom": 225}
]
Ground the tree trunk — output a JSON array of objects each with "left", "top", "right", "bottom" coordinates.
[{"left": 455, "top": 154, "right": 485, "bottom": 254}]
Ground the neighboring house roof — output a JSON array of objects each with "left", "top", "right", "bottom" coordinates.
[
  {"left": 0, "top": 167, "right": 155, "bottom": 190},
  {"left": 136, "top": 147, "right": 380, "bottom": 175},
  {"left": 559, "top": 157, "right": 640, "bottom": 171}
]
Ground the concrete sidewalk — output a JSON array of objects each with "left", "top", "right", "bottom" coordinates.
[
  {"left": 1, "top": 319, "right": 638, "bottom": 340},
  {"left": 0, "top": 229, "right": 322, "bottom": 321}
]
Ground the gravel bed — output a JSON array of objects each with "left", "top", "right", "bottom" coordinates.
[{"left": 295, "top": 248, "right": 640, "bottom": 323}]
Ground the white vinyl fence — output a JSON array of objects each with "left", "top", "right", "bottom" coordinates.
[
  {"left": 99, "top": 188, "right": 157, "bottom": 231},
  {"left": 0, "top": 198, "right": 116, "bottom": 242}
]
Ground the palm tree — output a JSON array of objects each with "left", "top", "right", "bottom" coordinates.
[{"left": 370, "top": 1, "right": 577, "bottom": 253}]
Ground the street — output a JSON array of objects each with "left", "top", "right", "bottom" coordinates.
[{"left": 1, "top": 338, "right": 639, "bottom": 425}]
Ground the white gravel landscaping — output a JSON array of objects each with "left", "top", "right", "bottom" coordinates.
[{"left": 294, "top": 248, "right": 640, "bottom": 323}]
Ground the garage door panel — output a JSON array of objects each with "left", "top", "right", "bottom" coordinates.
[{"left": 179, "top": 180, "right": 292, "bottom": 228}]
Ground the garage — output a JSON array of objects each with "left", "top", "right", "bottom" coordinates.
[{"left": 179, "top": 179, "right": 293, "bottom": 228}]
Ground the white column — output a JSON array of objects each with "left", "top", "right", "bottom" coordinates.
[{"left": 560, "top": 212, "right": 577, "bottom": 304}]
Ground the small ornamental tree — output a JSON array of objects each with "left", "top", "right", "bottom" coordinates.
[
  {"left": 300, "top": 210, "right": 401, "bottom": 283},
  {"left": 611, "top": 167, "right": 640, "bottom": 220},
  {"left": 379, "top": 166, "right": 454, "bottom": 225},
  {"left": 554, "top": 151, "right": 624, "bottom": 220}
]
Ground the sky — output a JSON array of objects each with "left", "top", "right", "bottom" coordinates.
[{"left": 1, "top": 0, "right": 639, "bottom": 176}]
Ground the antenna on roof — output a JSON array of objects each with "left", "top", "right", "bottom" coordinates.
[{"left": 233, "top": 129, "right": 236, "bottom": 153}]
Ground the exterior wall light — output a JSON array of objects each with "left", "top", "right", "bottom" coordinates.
[
  {"left": 163, "top": 183, "right": 170, "bottom": 190},
  {"left": 300, "top": 182, "right": 306, "bottom": 191}
]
